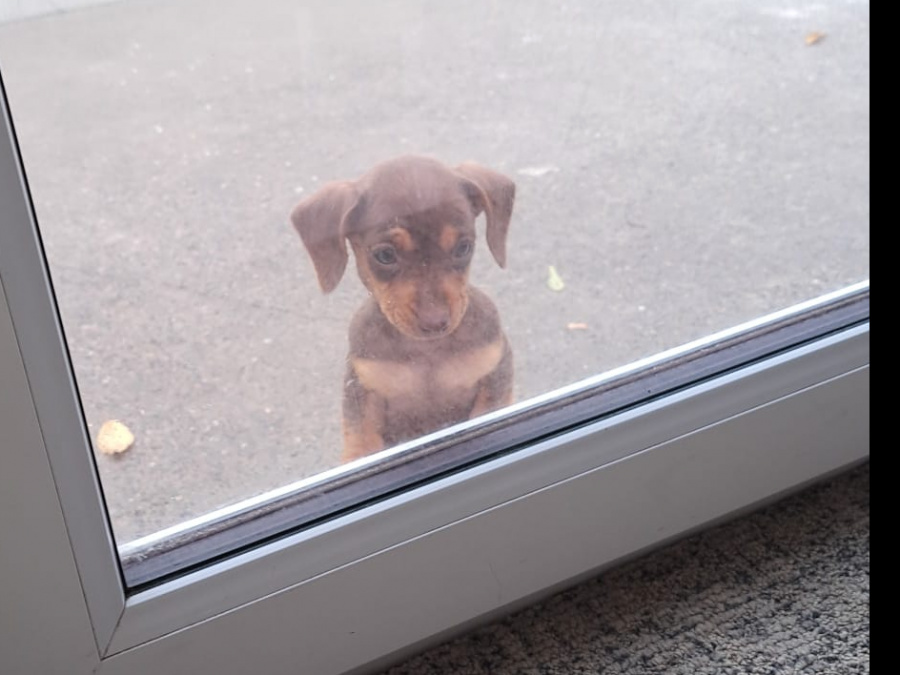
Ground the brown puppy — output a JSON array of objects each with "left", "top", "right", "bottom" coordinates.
[{"left": 291, "top": 155, "right": 515, "bottom": 463}]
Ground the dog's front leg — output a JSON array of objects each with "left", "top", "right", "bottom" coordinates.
[
  {"left": 340, "top": 365, "right": 386, "bottom": 463},
  {"left": 469, "top": 340, "right": 514, "bottom": 420}
]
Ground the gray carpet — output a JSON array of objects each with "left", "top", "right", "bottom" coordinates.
[{"left": 383, "top": 463, "right": 870, "bottom": 674}]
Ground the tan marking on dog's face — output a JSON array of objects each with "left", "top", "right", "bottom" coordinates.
[
  {"left": 349, "top": 242, "right": 410, "bottom": 333},
  {"left": 371, "top": 272, "right": 468, "bottom": 340},
  {"left": 353, "top": 357, "right": 423, "bottom": 398},
  {"left": 435, "top": 338, "right": 505, "bottom": 391},
  {"left": 389, "top": 227, "right": 416, "bottom": 252},
  {"left": 439, "top": 273, "right": 469, "bottom": 331},
  {"left": 379, "top": 278, "right": 425, "bottom": 338},
  {"left": 349, "top": 223, "right": 475, "bottom": 339},
  {"left": 439, "top": 224, "right": 459, "bottom": 253}
]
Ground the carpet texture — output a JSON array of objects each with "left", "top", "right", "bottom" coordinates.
[{"left": 383, "top": 463, "right": 870, "bottom": 674}]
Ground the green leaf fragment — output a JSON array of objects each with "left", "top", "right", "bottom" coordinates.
[{"left": 547, "top": 265, "right": 565, "bottom": 291}]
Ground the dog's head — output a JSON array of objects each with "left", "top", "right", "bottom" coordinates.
[{"left": 291, "top": 156, "right": 515, "bottom": 340}]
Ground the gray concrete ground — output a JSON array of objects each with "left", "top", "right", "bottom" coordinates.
[{"left": 0, "top": 0, "right": 869, "bottom": 543}]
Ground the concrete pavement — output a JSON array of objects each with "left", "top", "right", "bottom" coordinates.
[{"left": 0, "top": 0, "right": 869, "bottom": 542}]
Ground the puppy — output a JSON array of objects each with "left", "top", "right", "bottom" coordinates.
[{"left": 290, "top": 155, "right": 515, "bottom": 463}]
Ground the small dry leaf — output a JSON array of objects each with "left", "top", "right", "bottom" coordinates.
[
  {"left": 97, "top": 420, "right": 135, "bottom": 455},
  {"left": 547, "top": 265, "right": 565, "bottom": 291},
  {"left": 567, "top": 322, "right": 589, "bottom": 331},
  {"left": 805, "top": 31, "right": 826, "bottom": 46}
]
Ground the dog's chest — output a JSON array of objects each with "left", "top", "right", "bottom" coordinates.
[{"left": 351, "top": 338, "right": 505, "bottom": 403}]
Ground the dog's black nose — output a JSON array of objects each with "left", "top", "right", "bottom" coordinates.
[{"left": 416, "top": 307, "right": 451, "bottom": 335}]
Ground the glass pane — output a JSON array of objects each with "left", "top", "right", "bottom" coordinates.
[{"left": 0, "top": 0, "right": 869, "bottom": 552}]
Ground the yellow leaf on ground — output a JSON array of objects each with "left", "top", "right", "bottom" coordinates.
[
  {"left": 97, "top": 420, "right": 135, "bottom": 455},
  {"left": 548, "top": 265, "right": 565, "bottom": 291}
]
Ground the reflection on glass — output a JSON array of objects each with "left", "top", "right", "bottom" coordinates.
[{"left": 0, "top": 0, "right": 869, "bottom": 545}]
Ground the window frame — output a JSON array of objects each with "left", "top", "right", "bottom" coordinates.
[{"left": 0, "top": 69, "right": 869, "bottom": 675}]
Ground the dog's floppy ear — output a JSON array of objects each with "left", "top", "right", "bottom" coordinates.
[
  {"left": 290, "top": 181, "right": 360, "bottom": 293},
  {"left": 455, "top": 162, "right": 515, "bottom": 268}
]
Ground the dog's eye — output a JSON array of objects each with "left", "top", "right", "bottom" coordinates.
[
  {"left": 452, "top": 239, "right": 474, "bottom": 259},
  {"left": 372, "top": 246, "right": 398, "bottom": 266}
]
